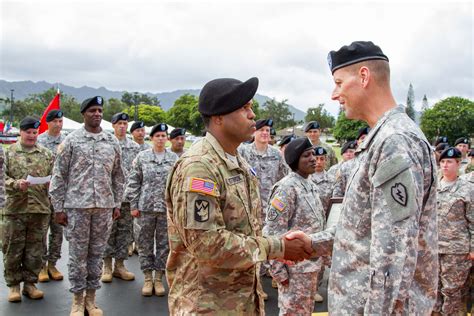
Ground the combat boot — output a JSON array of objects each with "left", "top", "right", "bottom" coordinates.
[
  {"left": 38, "top": 264, "right": 50, "bottom": 282},
  {"left": 22, "top": 282, "right": 44, "bottom": 299},
  {"left": 85, "top": 289, "right": 103, "bottom": 316},
  {"left": 48, "top": 262, "right": 64, "bottom": 281},
  {"left": 70, "top": 291, "right": 84, "bottom": 316},
  {"left": 153, "top": 270, "right": 166, "bottom": 296},
  {"left": 142, "top": 270, "right": 153, "bottom": 296},
  {"left": 128, "top": 243, "right": 133, "bottom": 256},
  {"left": 8, "top": 285, "right": 21, "bottom": 302},
  {"left": 101, "top": 257, "right": 113, "bottom": 283},
  {"left": 113, "top": 259, "right": 135, "bottom": 281}
]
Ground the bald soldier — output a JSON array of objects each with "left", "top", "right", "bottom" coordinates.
[
  {"left": 165, "top": 77, "right": 312, "bottom": 315},
  {"left": 287, "top": 41, "right": 438, "bottom": 314}
]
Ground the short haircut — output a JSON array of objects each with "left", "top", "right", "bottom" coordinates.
[
  {"left": 201, "top": 114, "right": 211, "bottom": 128},
  {"left": 346, "top": 59, "right": 390, "bottom": 86}
]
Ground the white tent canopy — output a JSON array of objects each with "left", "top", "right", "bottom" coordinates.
[{"left": 62, "top": 116, "right": 83, "bottom": 131}]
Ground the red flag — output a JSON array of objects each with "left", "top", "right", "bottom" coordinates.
[
  {"left": 39, "top": 92, "right": 61, "bottom": 134},
  {"left": 0, "top": 121, "right": 4, "bottom": 133}
]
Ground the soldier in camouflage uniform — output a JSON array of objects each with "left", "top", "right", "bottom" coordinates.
[
  {"left": 304, "top": 121, "right": 337, "bottom": 170},
  {"left": 49, "top": 96, "right": 125, "bottom": 316},
  {"left": 433, "top": 147, "right": 473, "bottom": 315},
  {"left": 169, "top": 127, "right": 187, "bottom": 157},
  {"left": 0, "top": 145, "right": 5, "bottom": 249},
  {"left": 130, "top": 121, "right": 151, "bottom": 152},
  {"left": 126, "top": 123, "right": 178, "bottom": 297},
  {"left": 102, "top": 112, "right": 139, "bottom": 283},
  {"left": 37, "top": 109, "right": 66, "bottom": 282},
  {"left": 166, "top": 77, "right": 311, "bottom": 315},
  {"left": 238, "top": 118, "right": 288, "bottom": 216},
  {"left": 311, "top": 147, "right": 334, "bottom": 217},
  {"left": 3, "top": 117, "right": 53, "bottom": 302},
  {"left": 455, "top": 137, "right": 471, "bottom": 175},
  {"left": 288, "top": 41, "right": 438, "bottom": 314},
  {"left": 263, "top": 137, "right": 325, "bottom": 315},
  {"left": 327, "top": 140, "right": 356, "bottom": 182}
]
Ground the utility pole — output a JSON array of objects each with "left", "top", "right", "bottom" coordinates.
[
  {"left": 133, "top": 92, "right": 139, "bottom": 121},
  {"left": 10, "top": 89, "right": 14, "bottom": 123}
]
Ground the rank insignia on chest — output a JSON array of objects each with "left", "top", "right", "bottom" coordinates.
[
  {"left": 189, "top": 177, "right": 217, "bottom": 196},
  {"left": 391, "top": 183, "right": 407, "bottom": 206},
  {"left": 226, "top": 174, "right": 243, "bottom": 185},
  {"left": 271, "top": 197, "right": 286, "bottom": 212},
  {"left": 194, "top": 199, "right": 210, "bottom": 222}
]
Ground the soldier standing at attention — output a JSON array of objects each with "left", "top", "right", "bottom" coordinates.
[
  {"left": 168, "top": 127, "right": 187, "bottom": 157},
  {"left": 37, "top": 109, "right": 66, "bottom": 283},
  {"left": 130, "top": 121, "right": 150, "bottom": 151},
  {"left": 455, "top": 137, "right": 471, "bottom": 174},
  {"left": 263, "top": 137, "right": 325, "bottom": 315},
  {"left": 327, "top": 140, "right": 356, "bottom": 182},
  {"left": 102, "top": 112, "right": 139, "bottom": 283},
  {"left": 126, "top": 123, "right": 178, "bottom": 297},
  {"left": 433, "top": 147, "right": 473, "bottom": 315},
  {"left": 165, "top": 77, "right": 312, "bottom": 315},
  {"left": 50, "top": 96, "right": 125, "bottom": 316},
  {"left": 3, "top": 117, "right": 53, "bottom": 302},
  {"left": 239, "top": 118, "right": 288, "bottom": 215},
  {"left": 287, "top": 41, "right": 438, "bottom": 314},
  {"left": 311, "top": 147, "right": 333, "bottom": 217},
  {"left": 303, "top": 121, "right": 337, "bottom": 170}
]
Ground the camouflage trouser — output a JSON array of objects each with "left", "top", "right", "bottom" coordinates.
[
  {"left": 137, "top": 211, "right": 168, "bottom": 272},
  {"left": 133, "top": 218, "right": 140, "bottom": 245},
  {"left": 434, "top": 253, "right": 472, "bottom": 314},
  {"left": 2, "top": 213, "right": 49, "bottom": 286},
  {"left": 66, "top": 208, "right": 113, "bottom": 293},
  {"left": 103, "top": 202, "right": 133, "bottom": 260},
  {"left": 42, "top": 207, "right": 63, "bottom": 265},
  {"left": 277, "top": 270, "right": 318, "bottom": 316}
]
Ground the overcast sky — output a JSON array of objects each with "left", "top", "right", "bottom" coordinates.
[{"left": 1, "top": 0, "right": 472, "bottom": 116}]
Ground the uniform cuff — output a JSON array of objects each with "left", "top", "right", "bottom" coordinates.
[{"left": 266, "top": 236, "right": 285, "bottom": 260}]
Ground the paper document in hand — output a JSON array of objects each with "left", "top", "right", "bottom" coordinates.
[{"left": 26, "top": 175, "right": 51, "bottom": 185}]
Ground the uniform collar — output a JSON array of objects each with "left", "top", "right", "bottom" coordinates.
[
  {"left": 80, "top": 126, "right": 108, "bottom": 141},
  {"left": 14, "top": 142, "right": 42, "bottom": 153},
  {"left": 439, "top": 176, "right": 461, "bottom": 193},
  {"left": 291, "top": 172, "right": 312, "bottom": 190},
  {"left": 205, "top": 132, "right": 243, "bottom": 171}
]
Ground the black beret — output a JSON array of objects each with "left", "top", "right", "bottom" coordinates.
[
  {"left": 256, "top": 118, "right": 273, "bottom": 130},
  {"left": 150, "top": 123, "right": 168, "bottom": 137},
  {"left": 314, "top": 146, "right": 327, "bottom": 156},
  {"left": 20, "top": 116, "right": 40, "bottom": 130},
  {"left": 341, "top": 141, "right": 357, "bottom": 154},
  {"left": 304, "top": 121, "right": 320, "bottom": 132},
  {"left": 46, "top": 110, "right": 63, "bottom": 122},
  {"left": 170, "top": 128, "right": 186, "bottom": 139},
  {"left": 357, "top": 127, "right": 370, "bottom": 140},
  {"left": 284, "top": 137, "right": 313, "bottom": 170},
  {"left": 198, "top": 77, "right": 258, "bottom": 116},
  {"left": 469, "top": 149, "right": 474, "bottom": 157},
  {"left": 111, "top": 112, "right": 129, "bottom": 124},
  {"left": 435, "top": 143, "right": 450, "bottom": 152},
  {"left": 328, "top": 41, "right": 389, "bottom": 74},
  {"left": 270, "top": 127, "right": 276, "bottom": 136},
  {"left": 434, "top": 136, "right": 449, "bottom": 146},
  {"left": 80, "top": 96, "right": 104, "bottom": 113},
  {"left": 130, "top": 121, "right": 145, "bottom": 133},
  {"left": 439, "top": 147, "right": 461, "bottom": 160},
  {"left": 454, "top": 137, "right": 470, "bottom": 146},
  {"left": 278, "top": 134, "right": 296, "bottom": 147}
]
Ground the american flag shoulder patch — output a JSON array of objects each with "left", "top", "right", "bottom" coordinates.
[
  {"left": 271, "top": 197, "right": 286, "bottom": 212},
  {"left": 189, "top": 177, "right": 217, "bottom": 196}
]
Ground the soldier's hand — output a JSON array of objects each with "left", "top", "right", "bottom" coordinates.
[
  {"left": 468, "top": 252, "right": 474, "bottom": 261},
  {"left": 282, "top": 231, "right": 312, "bottom": 261},
  {"left": 131, "top": 209, "right": 140, "bottom": 218},
  {"left": 113, "top": 208, "right": 121, "bottom": 220},
  {"left": 55, "top": 212, "right": 68, "bottom": 226},
  {"left": 18, "top": 179, "right": 30, "bottom": 191}
]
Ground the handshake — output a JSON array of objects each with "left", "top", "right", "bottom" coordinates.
[{"left": 281, "top": 231, "right": 313, "bottom": 261}]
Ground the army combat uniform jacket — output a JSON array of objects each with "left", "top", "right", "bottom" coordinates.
[
  {"left": 37, "top": 132, "right": 66, "bottom": 157},
  {"left": 310, "top": 105, "right": 438, "bottom": 314},
  {"left": 166, "top": 133, "right": 284, "bottom": 315}
]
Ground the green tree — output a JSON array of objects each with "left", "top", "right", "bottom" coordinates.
[
  {"left": 406, "top": 83, "right": 416, "bottom": 121},
  {"left": 332, "top": 110, "right": 368, "bottom": 142},
  {"left": 420, "top": 96, "right": 474, "bottom": 143},
  {"left": 121, "top": 91, "right": 160, "bottom": 107},
  {"left": 166, "top": 94, "right": 203, "bottom": 135},
  {"left": 260, "top": 98, "right": 295, "bottom": 129},
  {"left": 103, "top": 98, "right": 128, "bottom": 122},
  {"left": 305, "top": 104, "right": 335, "bottom": 131},
  {"left": 252, "top": 99, "right": 261, "bottom": 120},
  {"left": 124, "top": 104, "right": 166, "bottom": 126}
]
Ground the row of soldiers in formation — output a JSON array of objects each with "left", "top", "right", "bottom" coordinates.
[{"left": 1, "top": 96, "right": 472, "bottom": 315}]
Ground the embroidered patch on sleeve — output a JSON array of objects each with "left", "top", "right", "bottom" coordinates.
[
  {"left": 189, "top": 177, "right": 217, "bottom": 196},
  {"left": 271, "top": 197, "right": 286, "bottom": 212}
]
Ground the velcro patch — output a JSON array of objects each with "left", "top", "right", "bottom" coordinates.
[
  {"left": 189, "top": 177, "right": 217, "bottom": 196},
  {"left": 226, "top": 174, "right": 243, "bottom": 185},
  {"left": 271, "top": 197, "right": 286, "bottom": 212}
]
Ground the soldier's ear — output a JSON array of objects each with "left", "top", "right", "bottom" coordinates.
[{"left": 359, "top": 66, "right": 370, "bottom": 88}]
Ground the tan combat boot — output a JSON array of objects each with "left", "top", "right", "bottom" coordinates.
[
  {"left": 112, "top": 259, "right": 135, "bottom": 281},
  {"left": 85, "top": 289, "right": 103, "bottom": 316},
  {"left": 22, "top": 283, "right": 44, "bottom": 299},
  {"left": 142, "top": 270, "right": 153, "bottom": 296},
  {"left": 101, "top": 257, "right": 113, "bottom": 283},
  {"left": 38, "top": 265, "right": 50, "bottom": 282},
  {"left": 48, "top": 262, "right": 64, "bottom": 281},
  {"left": 70, "top": 291, "right": 84, "bottom": 316},
  {"left": 128, "top": 243, "right": 133, "bottom": 256},
  {"left": 8, "top": 285, "right": 21, "bottom": 302},
  {"left": 153, "top": 270, "right": 166, "bottom": 296}
]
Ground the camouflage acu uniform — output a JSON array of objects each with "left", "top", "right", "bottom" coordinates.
[
  {"left": 137, "top": 142, "right": 151, "bottom": 152},
  {"left": 37, "top": 132, "right": 66, "bottom": 265},
  {"left": 2, "top": 143, "right": 53, "bottom": 286},
  {"left": 310, "top": 140, "right": 337, "bottom": 170},
  {"left": 459, "top": 158, "right": 470, "bottom": 175},
  {"left": 310, "top": 105, "right": 438, "bottom": 314},
  {"left": 238, "top": 143, "right": 288, "bottom": 218},
  {"left": 433, "top": 177, "right": 473, "bottom": 314},
  {"left": 171, "top": 148, "right": 186, "bottom": 158},
  {"left": 0, "top": 146, "right": 5, "bottom": 249},
  {"left": 166, "top": 133, "right": 284, "bottom": 315},
  {"left": 332, "top": 158, "right": 357, "bottom": 198},
  {"left": 327, "top": 161, "right": 342, "bottom": 182},
  {"left": 311, "top": 171, "right": 334, "bottom": 216},
  {"left": 104, "top": 137, "right": 139, "bottom": 260},
  {"left": 125, "top": 148, "right": 178, "bottom": 272},
  {"left": 49, "top": 127, "right": 124, "bottom": 293},
  {"left": 133, "top": 141, "right": 151, "bottom": 243},
  {"left": 263, "top": 172, "right": 325, "bottom": 315}
]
